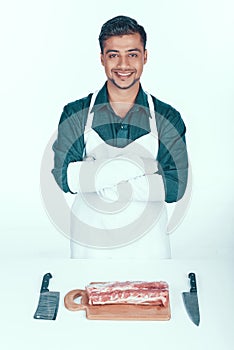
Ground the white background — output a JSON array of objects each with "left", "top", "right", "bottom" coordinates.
[
  {"left": 1, "top": 259, "right": 233, "bottom": 350},
  {"left": 0, "top": 0, "right": 234, "bottom": 259}
]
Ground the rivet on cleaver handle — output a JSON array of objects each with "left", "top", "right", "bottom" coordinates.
[
  {"left": 34, "top": 273, "right": 60, "bottom": 320},
  {"left": 182, "top": 272, "right": 200, "bottom": 326}
]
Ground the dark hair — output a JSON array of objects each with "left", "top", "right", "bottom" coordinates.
[{"left": 98, "top": 15, "right": 147, "bottom": 53}]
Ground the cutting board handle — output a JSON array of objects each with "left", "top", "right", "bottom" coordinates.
[{"left": 64, "top": 289, "right": 88, "bottom": 311}]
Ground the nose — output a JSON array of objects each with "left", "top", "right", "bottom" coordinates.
[{"left": 117, "top": 55, "right": 130, "bottom": 69}]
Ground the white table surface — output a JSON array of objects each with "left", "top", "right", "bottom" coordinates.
[{"left": 1, "top": 256, "right": 233, "bottom": 350}]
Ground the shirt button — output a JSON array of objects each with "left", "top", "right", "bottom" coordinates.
[{"left": 121, "top": 124, "right": 127, "bottom": 130}]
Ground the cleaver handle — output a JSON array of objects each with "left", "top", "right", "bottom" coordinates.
[
  {"left": 40, "top": 273, "right": 52, "bottom": 293},
  {"left": 188, "top": 272, "right": 197, "bottom": 293}
]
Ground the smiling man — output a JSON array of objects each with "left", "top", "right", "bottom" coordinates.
[
  {"left": 52, "top": 16, "right": 188, "bottom": 259},
  {"left": 101, "top": 33, "right": 147, "bottom": 90}
]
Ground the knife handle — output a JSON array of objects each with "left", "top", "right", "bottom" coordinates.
[
  {"left": 188, "top": 272, "right": 197, "bottom": 293},
  {"left": 40, "top": 273, "right": 52, "bottom": 293}
]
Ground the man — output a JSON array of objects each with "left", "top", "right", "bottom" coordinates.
[{"left": 52, "top": 16, "right": 188, "bottom": 259}]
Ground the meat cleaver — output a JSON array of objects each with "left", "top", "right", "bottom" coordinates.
[
  {"left": 33, "top": 273, "right": 60, "bottom": 320},
  {"left": 182, "top": 272, "right": 200, "bottom": 326}
]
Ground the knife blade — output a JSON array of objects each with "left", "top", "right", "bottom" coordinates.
[
  {"left": 182, "top": 272, "right": 200, "bottom": 326},
  {"left": 33, "top": 273, "right": 60, "bottom": 320}
]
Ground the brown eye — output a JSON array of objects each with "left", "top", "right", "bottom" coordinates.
[{"left": 109, "top": 54, "right": 118, "bottom": 58}]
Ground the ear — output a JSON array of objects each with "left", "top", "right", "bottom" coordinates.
[
  {"left": 100, "top": 53, "right": 104, "bottom": 66},
  {"left": 144, "top": 49, "right": 148, "bottom": 64}
]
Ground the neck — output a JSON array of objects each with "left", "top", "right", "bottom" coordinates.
[
  {"left": 106, "top": 81, "right": 140, "bottom": 118},
  {"left": 107, "top": 80, "right": 140, "bottom": 103}
]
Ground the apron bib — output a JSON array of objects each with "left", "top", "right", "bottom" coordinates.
[{"left": 70, "top": 91, "right": 171, "bottom": 259}]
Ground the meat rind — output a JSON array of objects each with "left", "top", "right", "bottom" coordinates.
[{"left": 86, "top": 281, "right": 169, "bottom": 307}]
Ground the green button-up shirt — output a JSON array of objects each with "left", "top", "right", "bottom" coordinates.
[{"left": 52, "top": 82, "right": 188, "bottom": 203}]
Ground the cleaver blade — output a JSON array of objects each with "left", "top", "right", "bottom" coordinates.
[
  {"left": 33, "top": 273, "right": 60, "bottom": 320},
  {"left": 182, "top": 272, "right": 200, "bottom": 326}
]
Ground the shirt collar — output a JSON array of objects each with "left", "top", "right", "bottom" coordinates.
[{"left": 91, "top": 82, "right": 151, "bottom": 118}]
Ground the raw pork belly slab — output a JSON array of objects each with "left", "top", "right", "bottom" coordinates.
[{"left": 86, "top": 281, "right": 169, "bottom": 307}]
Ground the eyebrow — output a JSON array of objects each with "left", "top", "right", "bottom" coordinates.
[{"left": 105, "top": 48, "right": 142, "bottom": 54}]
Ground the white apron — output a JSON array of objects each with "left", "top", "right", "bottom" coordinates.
[{"left": 70, "top": 91, "right": 171, "bottom": 259}]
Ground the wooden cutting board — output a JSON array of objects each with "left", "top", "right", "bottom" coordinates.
[{"left": 64, "top": 288, "right": 171, "bottom": 321}]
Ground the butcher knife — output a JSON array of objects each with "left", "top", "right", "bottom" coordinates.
[
  {"left": 182, "top": 272, "right": 200, "bottom": 326},
  {"left": 33, "top": 273, "right": 60, "bottom": 320}
]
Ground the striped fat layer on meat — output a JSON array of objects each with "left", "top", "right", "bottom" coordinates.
[
  {"left": 86, "top": 281, "right": 169, "bottom": 306},
  {"left": 86, "top": 281, "right": 168, "bottom": 293}
]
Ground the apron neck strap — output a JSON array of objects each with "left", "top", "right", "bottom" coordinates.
[
  {"left": 84, "top": 90, "right": 99, "bottom": 132},
  {"left": 145, "top": 92, "right": 158, "bottom": 137}
]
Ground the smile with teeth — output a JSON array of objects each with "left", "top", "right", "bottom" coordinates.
[
  {"left": 115, "top": 71, "right": 133, "bottom": 78},
  {"left": 118, "top": 72, "right": 131, "bottom": 76}
]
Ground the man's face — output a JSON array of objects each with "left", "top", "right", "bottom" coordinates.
[{"left": 100, "top": 33, "right": 147, "bottom": 90}]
